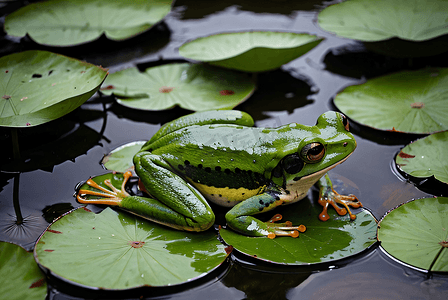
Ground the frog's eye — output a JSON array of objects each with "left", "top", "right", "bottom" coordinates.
[
  {"left": 341, "top": 114, "right": 350, "bottom": 131},
  {"left": 301, "top": 142, "right": 325, "bottom": 162},
  {"left": 281, "top": 153, "right": 304, "bottom": 174}
]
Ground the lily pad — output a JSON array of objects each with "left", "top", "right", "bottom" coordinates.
[
  {"left": 179, "top": 31, "right": 324, "bottom": 72},
  {"left": 0, "top": 50, "right": 108, "bottom": 127},
  {"left": 0, "top": 242, "right": 47, "bottom": 300},
  {"left": 378, "top": 197, "right": 448, "bottom": 272},
  {"left": 5, "top": 0, "right": 173, "bottom": 46},
  {"left": 396, "top": 131, "right": 448, "bottom": 184},
  {"left": 220, "top": 198, "right": 377, "bottom": 265},
  {"left": 317, "top": 0, "right": 448, "bottom": 57},
  {"left": 333, "top": 68, "right": 448, "bottom": 134},
  {"left": 101, "top": 141, "right": 145, "bottom": 173},
  {"left": 100, "top": 63, "right": 255, "bottom": 111},
  {"left": 34, "top": 207, "right": 229, "bottom": 289}
]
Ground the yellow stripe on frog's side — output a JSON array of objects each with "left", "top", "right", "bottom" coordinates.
[{"left": 191, "top": 181, "right": 266, "bottom": 207}]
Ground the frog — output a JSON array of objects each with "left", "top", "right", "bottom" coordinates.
[{"left": 77, "top": 110, "right": 362, "bottom": 238}]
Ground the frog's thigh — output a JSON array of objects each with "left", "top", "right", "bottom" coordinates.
[
  {"left": 225, "top": 192, "right": 282, "bottom": 237},
  {"left": 135, "top": 153, "right": 215, "bottom": 231}
]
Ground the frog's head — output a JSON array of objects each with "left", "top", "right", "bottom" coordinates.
[{"left": 270, "top": 111, "right": 356, "bottom": 185}]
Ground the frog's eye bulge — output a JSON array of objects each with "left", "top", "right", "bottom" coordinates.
[
  {"left": 341, "top": 113, "right": 350, "bottom": 131},
  {"left": 301, "top": 142, "right": 325, "bottom": 162}
]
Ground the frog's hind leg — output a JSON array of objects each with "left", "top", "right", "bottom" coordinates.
[
  {"left": 317, "top": 174, "right": 362, "bottom": 221},
  {"left": 225, "top": 193, "right": 306, "bottom": 239}
]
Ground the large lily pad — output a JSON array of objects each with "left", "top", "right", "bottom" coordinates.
[
  {"left": 396, "top": 131, "right": 448, "bottom": 184},
  {"left": 0, "top": 50, "right": 108, "bottom": 127},
  {"left": 333, "top": 68, "right": 448, "bottom": 134},
  {"left": 34, "top": 207, "right": 229, "bottom": 289},
  {"left": 220, "top": 197, "right": 377, "bottom": 265},
  {"left": 4, "top": 0, "right": 173, "bottom": 46},
  {"left": 318, "top": 0, "right": 448, "bottom": 42},
  {"left": 179, "top": 31, "right": 324, "bottom": 72},
  {"left": 100, "top": 63, "right": 255, "bottom": 111},
  {"left": 378, "top": 197, "right": 448, "bottom": 272},
  {"left": 0, "top": 242, "right": 47, "bottom": 300}
]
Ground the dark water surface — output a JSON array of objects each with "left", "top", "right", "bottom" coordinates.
[{"left": 1, "top": 1, "right": 447, "bottom": 299}]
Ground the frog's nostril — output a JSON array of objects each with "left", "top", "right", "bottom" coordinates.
[{"left": 343, "top": 142, "right": 348, "bottom": 147}]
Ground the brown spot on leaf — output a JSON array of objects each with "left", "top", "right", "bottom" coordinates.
[
  {"left": 220, "top": 90, "right": 235, "bottom": 95},
  {"left": 101, "top": 85, "right": 115, "bottom": 90},
  {"left": 5, "top": 70, "right": 9, "bottom": 73},
  {"left": 82, "top": 207, "right": 92, "bottom": 212},
  {"left": 29, "top": 278, "right": 45, "bottom": 288},
  {"left": 2, "top": 95, "right": 11, "bottom": 99},
  {"left": 440, "top": 241, "right": 448, "bottom": 248},
  {"left": 47, "top": 229, "right": 62, "bottom": 234},
  {"left": 411, "top": 102, "right": 424, "bottom": 109},
  {"left": 44, "top": 249, "right": 54, "bottom": 252},
  {"left": 129, "top": 241, "right": 145, "bottom": 248},
  {"left": 398, "top": 151, "right": 415, "bottom": 159},
  {"left": 159, "top": 86, "right": 174, "bottom": 93},
  {"left": 225, "top": 245, "right": 233, "bottom": 254},
  {"left": 26, "top": 123, "right": 31, "bottom": 126}
]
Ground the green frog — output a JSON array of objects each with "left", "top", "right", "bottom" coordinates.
[{"left": 77, "top": 110, "right": 361, "bottom": 238}]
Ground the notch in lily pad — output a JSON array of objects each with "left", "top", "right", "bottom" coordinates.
[
  {"left": 333, "top": 68, "right": 448, "bottom": 134},
  {"left": 395, "top": 131, "right": 448, "bottom": 185},
  {"left": 318, "top": 0, "right": 448, "bottom": 57},
  {"left": 220, "top": 195, "right": 377, "bottom": 265},
  {"left": 5, "top": 0, "right": 174, "bottom": 46},
  {"left": 100, "top": 63, "right": 256, "bottom": 111},
  {"left": 101, "top": 141, "right": 146, "bottom": 173},
  {"left": 179, "top": 31, "right": 324, "bottom": 72},
  {"left": 34, "top": 206, "right": 229, "bottom": 289},
  {"left": 378, "top": 197, "right": 448, "bottom": 272}
]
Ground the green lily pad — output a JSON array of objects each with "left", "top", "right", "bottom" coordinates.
[
  {"left": 220, "top": 198, "right": 377, "bottom": 265},
  {"left": 333, "top": 68, "right": 448, "bottom": 134},
  {"left": 179, "top": 31, "right": 324, "bottom": 72},
  {"left": 101, "top": 141, "right": 145, "bottom": 173},
  {"left": 0, "top": 242, "right": 47, "bottom": 300},
  {"left": 318, "top": 0, "right": 448, "bottom": 42},
  {"left": 0, "top": 50, "right": 108, "bottom": 127},
  {"left": 396, "top": 131, "right": 448, "bottom": 184},
  {"left": 5, "top": 0, "right": 173, "bottom": 46},
  {"left": 100, "top": 63, "right": 255, "bottom": 111},
  {"left": 34, "top": 207, "right": 229, "bottom": 289},
  {"left": 378, "top": 197, "right": 448, "bottom": 272}
]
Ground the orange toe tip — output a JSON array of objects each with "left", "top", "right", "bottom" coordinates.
[
  {"left": 298, "top": 225, "right": 306, "bottom": 232},
  {"left": 267, "top": 232, "right": 276, "bottom": 239}
]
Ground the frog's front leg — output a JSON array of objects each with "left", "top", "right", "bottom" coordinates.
[
  {"left": 78, "top": 152, "right": 215, "bottom": 232},
  {"left": 317, "top": 174, "right": 362, "bottom": 221},
  {"left": 225, "top": 192, "right": 306, "bottom": 239}
]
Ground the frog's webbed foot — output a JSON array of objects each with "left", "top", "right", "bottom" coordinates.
[
  {"left": 77, "top": 171, "right": 132, "bottom": 206},
  {"left": 318, "top": 187, "right": 362, "bottom": 221},
  {"left": 265, "top": 214, "right": 306, "bottom": 239}
]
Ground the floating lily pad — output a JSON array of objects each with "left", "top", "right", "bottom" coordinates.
[
  {"left": 0, "top": 50, "right": 108, "bottom": 127},
  {"left": 318, "top": 0, "right": 448, "bottom": 57},
  {"left": 101, "top": 141, "right": 145, "bottom": 173},
  {"left": 396, "top": 131, "right": 448, "bottom": 184},
  {"left": 0, "top": 242, "right": 47, "bottom": 300},
  {"left": 5, "top": 0, "right": 173, "bottom": 46},
  {"left": 179, "top": 31, "right": 324, "bottom": 72},
  {"left": 378, "top": 197, "right": 448, "bottom": 272},
  {"left": 220, "top": 198, "right": 377, "bottom": 265},
  {"left": 34, "top": 207, "right": 229, "bottom": 289},
  {"left": 100, "top": 63, "right": 255, "bottom": 111},
  {"left": 333, "top": 68, "right": 448, "bottom": 134}
]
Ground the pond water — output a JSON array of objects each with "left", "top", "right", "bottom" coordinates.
[{"left": 1, "top": 1, "right": 447, "bottom": 299}]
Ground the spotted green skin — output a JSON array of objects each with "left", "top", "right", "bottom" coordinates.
[{"left": 125, "top": 110, "right": 356, "bottom": 236}]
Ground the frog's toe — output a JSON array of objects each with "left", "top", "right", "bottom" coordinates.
[
  {"left": 266, "top": 215, "right": 306, "bottom": 239},
  {"left": 76, "top": 171, "right": 132, "bottom": 206},
  {"left": 318, "top": 188, "right": 362, "bottom": 221}
]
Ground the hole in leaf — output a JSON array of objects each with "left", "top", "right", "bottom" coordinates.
[
  {"left": 32, "top": 74, "right": 42, "bottom": 78},
  {"left": 129, "top": 241, "right": 145, "bottom": 248}
]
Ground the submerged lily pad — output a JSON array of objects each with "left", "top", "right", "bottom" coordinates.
[
  {"left": 220, "top": 198, "right": 377, "bottom": 265},
  {"left": 318, "top": 0, "right": 448, "bottom": 57},
  {"left": 0, "top": 242, "right": 47, "bottom": 300},
  {"left": 34, "top": 207, "right": 229, "bottom": 289},
  {"left": 378, "top": 197, "right": 448, "bottom": 272},
  {"left": 5, "top": 0, "right": 173, "bottom": 46},
  {"left": 101, "top": 141, "right": 145, "bottom": 173},
  {"left": 333, "top": 68, "right": 448, "bottom": 134},
  {"left": 100, "top": 63, "right": 255, "bottom": 111},
  {"left": 0, "top": 50, "right": 108, "bottom": 127},
  {"left": 179, "top": 31, "right": 324, "bottom": 72},
  {"left": 396, "top": 131, "right": 448, "bottom": 184}
]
